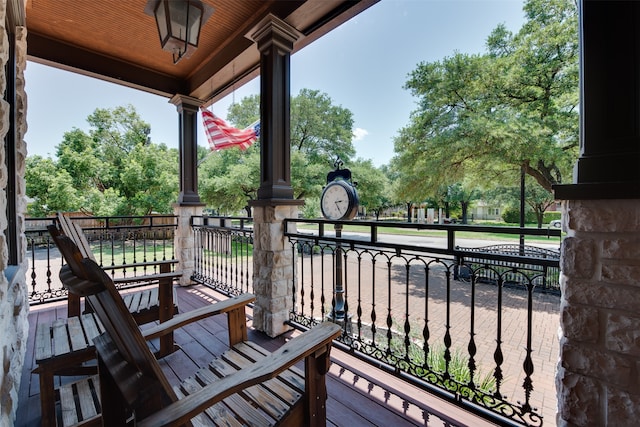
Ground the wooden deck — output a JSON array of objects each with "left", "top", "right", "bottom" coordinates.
[{"left": 17, "top": 284, "right": 497, "bottom": 427}]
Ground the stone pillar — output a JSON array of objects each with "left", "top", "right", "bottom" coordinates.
[
  {"left": 246, "top": 15, "right": 304, "bottom": 336},
  {"left": 556, "top": 199, "right": 640, "bottom": 426},
  {"left": 553, "top": 2, "right": 640, "bottom": 426},
  {"left": 173, "top": 204, "right": 203, "bottom": 287},
  {"left": 251, "top": 203, "right": 299, "bottom": 337}
]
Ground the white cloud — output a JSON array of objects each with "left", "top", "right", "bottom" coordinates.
[{"left": 353, "top": 127, "right": 369, "bottom": 141}]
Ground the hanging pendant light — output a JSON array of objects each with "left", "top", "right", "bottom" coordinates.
[{"left": 145, "top": 0, "right": 214, "bottom": 64}]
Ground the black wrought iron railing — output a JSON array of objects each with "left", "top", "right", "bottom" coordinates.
[
  {"left": 26, "top": 215, "right": 178, "bottom": 304},
  {"left": 283, "top": 219, "right": 561, "bottom": 427},
  {"left": 27, "top": 213, "right": 563, "bottom": 425},
  {"left": 190, "top": 215, "right": 254, "bottom": 296},
  {"left": 455, "top": 244, "right": 560, "bottom": 292}
]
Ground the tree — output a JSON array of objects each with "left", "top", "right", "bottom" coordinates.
[
  {"left": 118, "top": 142, "right": 179, "bottom": 216},
  {"left": 393, "top": 0, "right": 579, "bottom": 199},
  {"left": 226, "top": 89, "right": 355, "bottom": 166},
  {"left": 199, "top": 89, "right": 356, "bottom": 213},
  {"left": 291, "top": 89, "right": 355, "bottom": 164},
  {"left": 485, "top": 176, "right": 556, "bottom": 228},
  {"left": 26, "top": 105, "right": 179, "bottom": 216},
  {"left": 26, "top": 156, "right": 82, "bottom": 216},
  {"left": 348, "top": 158, "right": 390, "bottom": 220},
  {"left": 524, "top": 182, "right": 556, "bottom": 228},
  {"left": 199, "top": 145, "right": 258, "bottom": 215},
  {"left": 446, "top": 182, "right": 481, "bottom": 224}
]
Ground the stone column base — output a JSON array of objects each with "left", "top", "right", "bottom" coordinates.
[
  {"left": 251, "top": 203, "right": 300, "bottom": 337},
  {"left": 556, "top": 199, "right": 640, "bottom": 426},
  {"left": 173, "top": 204, "right": 204, "bottom": 287}
]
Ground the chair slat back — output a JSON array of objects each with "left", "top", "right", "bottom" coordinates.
[
  {"left": 50, "top": 230, "right": 178, "bottom": 418},
  {"left": 57, "top": 212, "right": 96, "bottom": 261}
]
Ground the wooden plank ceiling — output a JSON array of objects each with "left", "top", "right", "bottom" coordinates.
[{"left": 25, "top": 0, "right": 378, "bottom": 104}]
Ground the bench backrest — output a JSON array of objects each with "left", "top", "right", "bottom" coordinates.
[{"left": 51, "top": 230, "right": 178, "bottom": 422}]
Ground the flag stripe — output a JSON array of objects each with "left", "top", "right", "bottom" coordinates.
[{"left": 202, "top": 109, "right": 259, "bottom": 151}]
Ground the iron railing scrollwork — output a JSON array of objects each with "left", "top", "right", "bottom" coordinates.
[
  {"left": 26, "top": 215, "right": 178, "bottom": 304},
  {"left": 190, "top": 215, "right": 254, "bottom": 297},
  {"left": 284, "top": 219, "right": 560, "bottom": 427},
  {"left": 29, "top": 213, "right": 558, "bottom": 426}
]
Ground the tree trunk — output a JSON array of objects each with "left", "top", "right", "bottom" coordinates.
[
  {"left": 461, "top": 202, "right": 469, "bottom": 224},
  {"left": 536, "top": 208, "right": 544, "bottom": 228}
]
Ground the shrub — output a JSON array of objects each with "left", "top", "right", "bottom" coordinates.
[
  {"left": 501, "top": 206, "right": 537, "bottom": 224},
  {"left": 301, "top": 197, "right": 320, "bottom": 218}
]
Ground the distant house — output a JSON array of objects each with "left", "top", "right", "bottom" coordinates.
[{"left": 470, "top": 200, "right": 501, "bottom": 221}]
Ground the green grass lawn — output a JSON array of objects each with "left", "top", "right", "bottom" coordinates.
[
  {"left": 297, "top": 221, "right": 562, "bottom": 244},
  {"left": 91, "top": 221, "right": 560, "bottom": 264}
]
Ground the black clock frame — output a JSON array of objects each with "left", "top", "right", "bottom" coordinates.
[{"left": 320, "top": 179, "right": 359, "bottom": 220}]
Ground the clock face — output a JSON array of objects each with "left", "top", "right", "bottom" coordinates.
[{"left": 320, "top": 180, "right": 358, "bottom": 220}]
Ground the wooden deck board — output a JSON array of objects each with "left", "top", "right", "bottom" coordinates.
[{"left": 17, "top": 284, "right": 497, "bottom": 427}]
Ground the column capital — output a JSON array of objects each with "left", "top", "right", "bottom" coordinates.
[
  {"left": 169, "top": 94, "right": 203, "bottom": 112},
  {"left": 246, "top": 13, "right": 304, "bottom": 53}
]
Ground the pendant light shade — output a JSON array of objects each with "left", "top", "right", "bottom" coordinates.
[{"left": 145, "top": 0, "right": 213, "bottom": 64}]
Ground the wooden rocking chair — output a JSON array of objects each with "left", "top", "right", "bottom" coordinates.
[{"left": 53, "top": 232, "right": 341, "bottom": 426}]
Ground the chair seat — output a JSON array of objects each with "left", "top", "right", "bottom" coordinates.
[
  {"left": 34, "top": 287, "right": 178, "bottom": 427},
  {"left": 35, "top": 313, "right": 103, "bottom": 363},
  {"left": 35, "top": 287, "right": 178, "bottom": 365},
  {"left": 58, "top": 375, "right": 101, "bottom": 427},
  {"left": 59, "top": 337, "right": 307, "bottom": 427},
  {"left": 121, "top": 286, "right": 179, "bottom": 324}
]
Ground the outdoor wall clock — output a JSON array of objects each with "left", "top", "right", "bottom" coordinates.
[{"left": 320, "top": 159, "right": 359, "bottom": 220}]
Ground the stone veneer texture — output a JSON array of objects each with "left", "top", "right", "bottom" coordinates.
[
  {"left": 557, "top": 199, "right": 640, "bottom": 426},
  {"left": 252, "top": 204, "right": 298, "bottom": 337},
  {"left": 0, "top": 6, "right": 29, "bottom": 425}
]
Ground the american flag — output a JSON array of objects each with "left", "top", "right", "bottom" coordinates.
[{"left": 201, "top": 109, "right": 260, "bottom": 151}]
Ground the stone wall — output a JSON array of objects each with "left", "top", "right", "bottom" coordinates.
[
  {"left": 0, "top": 5, "right": 29, "bottom": 423},
  {"left": 557, "top": 199, "right": 640, "bottom": 426}
]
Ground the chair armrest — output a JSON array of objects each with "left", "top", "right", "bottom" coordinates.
[
  {"left": 137, "top": 321, "right": 341, "bottom": 427},
  {"left": 141, "top": 293, "right": 256, "bottom": 340}
]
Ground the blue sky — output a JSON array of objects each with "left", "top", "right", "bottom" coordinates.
[{"left": 25, "top": 0, "right": 525, "bottom": 167}]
